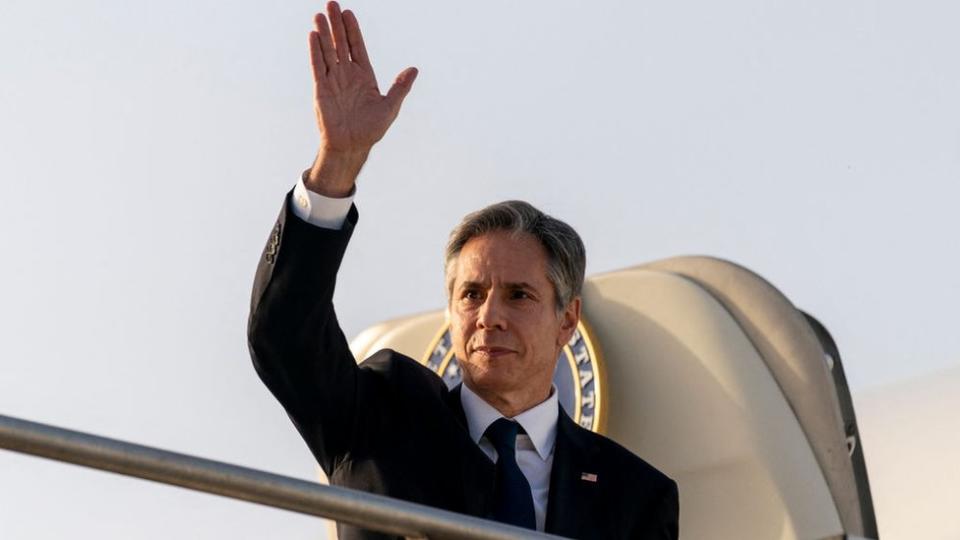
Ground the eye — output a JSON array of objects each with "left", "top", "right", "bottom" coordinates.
[
  {"left": 462, "top": 289, "right": 483, "bottom": 301},
  {"left": 510, "top": 290, "right": 531, "bottom": 300}
]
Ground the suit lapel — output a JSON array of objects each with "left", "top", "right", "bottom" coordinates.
[
  {"left": 545, "top": 408, "right": 601, "bottom": 537},
  {"left": 443, "top": 384, "right": 495, "bottom": 518}
]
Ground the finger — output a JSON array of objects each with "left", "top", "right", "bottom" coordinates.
[
  {"left": 343, "top": 10, "right": 371, "bottom": 69},
  {"left": 308, "top": 31, "right": 327, "bottom": 81},
  {"left": 385, "top": 67, "right": 418, "bottom": 114},
  {"left": 314, "top": 13, "right": 338, "bottom": 72},
  {"left": 326, "top": 1, "right": 350, "bottom": 64}
]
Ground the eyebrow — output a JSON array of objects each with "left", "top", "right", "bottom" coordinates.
[
  {"left": 505, "top": 282, "right": 537, "bottom": 292},
  {"left": 459, "top": 281, "right": 540, "bottom": 292}
]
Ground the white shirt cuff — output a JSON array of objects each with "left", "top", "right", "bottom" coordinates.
[{"left": 291, "top": 176, "right": 354, "bottom": 230}]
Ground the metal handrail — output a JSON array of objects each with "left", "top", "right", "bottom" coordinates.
[{"left": 0, "top": 413, "right": 563, "bottom": 540}]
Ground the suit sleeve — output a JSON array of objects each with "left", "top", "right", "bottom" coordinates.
[{"left": 247, "top": 191, "right": 367, "bottom": 474}]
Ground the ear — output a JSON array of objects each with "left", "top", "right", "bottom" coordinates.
[{"left": 556, "top": 296, "right": 581, "bottom": 347}]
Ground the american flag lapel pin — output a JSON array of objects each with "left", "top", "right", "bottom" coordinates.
[{"left": 580, "top": 472, "right": 598, "bottom": 483}]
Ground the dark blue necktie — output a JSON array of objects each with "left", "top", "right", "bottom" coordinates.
[{"left": 484, "top": 418, "right": 536, "bottom": 530}]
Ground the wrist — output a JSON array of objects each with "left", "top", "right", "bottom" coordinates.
[{"left": 305, "top": 146, "right": 371, "bottom": 198}]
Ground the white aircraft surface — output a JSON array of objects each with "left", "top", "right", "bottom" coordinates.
[{"left": 855, "top": 366, "right": 960, "bottom": 540}]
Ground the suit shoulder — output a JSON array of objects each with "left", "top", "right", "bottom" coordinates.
[
  {"left": 577, "top": 425, "right": 675, "bottom": 491},
  {"left": 358, "top": 348, "right": 449, "bottom": 397}
]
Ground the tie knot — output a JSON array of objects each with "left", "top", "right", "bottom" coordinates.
[{"left": 484, "top": 418, "right": 522, "bottom": 454}]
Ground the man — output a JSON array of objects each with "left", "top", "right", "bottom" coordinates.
[{"left": 248, "top": 3, "right": 678, "bottom": 538}]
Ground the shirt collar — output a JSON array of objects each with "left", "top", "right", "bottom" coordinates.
[{"left": 460, "top": 382, "right": 559, "bottom": 461}]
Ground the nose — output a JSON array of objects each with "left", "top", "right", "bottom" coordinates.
[{"left": 476, "top": 294, "right": 507, "bottom": 331}]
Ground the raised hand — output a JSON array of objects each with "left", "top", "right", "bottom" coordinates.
[{"left": 306, "top": 1, "right": 418, "bottom": 197}]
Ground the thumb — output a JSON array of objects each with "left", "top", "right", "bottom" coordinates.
[{"left": 385, "top": 67, "right": 418, "bottom": 113}]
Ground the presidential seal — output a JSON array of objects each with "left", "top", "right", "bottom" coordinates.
[{"left": 421, "top": 320, "right": 606, "bottom": 433}]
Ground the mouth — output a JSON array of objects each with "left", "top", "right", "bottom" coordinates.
[{"left": 472, "top": 345, "right": 516, "bottom": 359}]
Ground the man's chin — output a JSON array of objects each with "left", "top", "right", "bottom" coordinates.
[
  {"left": 460, "top": 357, "right": 511, "bottom": 389},
  {"left": 462, "top": 370, "right": 521, "bottom": 395}
]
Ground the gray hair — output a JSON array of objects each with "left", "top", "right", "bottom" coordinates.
[{"left": 444, "top": 200, "right": 586, "bottom": 313}]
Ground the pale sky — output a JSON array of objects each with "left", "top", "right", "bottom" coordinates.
[{"left": 1, "top": 1, "right": 958, "bottom": 538}]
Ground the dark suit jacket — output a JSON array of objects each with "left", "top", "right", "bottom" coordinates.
[{"left": 247, "top": 194, "right": 679, "bottom": 539}]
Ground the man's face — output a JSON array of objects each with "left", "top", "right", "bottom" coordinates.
[{"left": 448, "top": 230, "right": 580, "bottom": 405}]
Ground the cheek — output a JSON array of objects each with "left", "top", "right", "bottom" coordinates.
[
  {"left": 450, "top": 327, "right": 465, "bottom": 355},
  {"left": 449, "top": 311, "right": 472, "bottom": 353},
  {"left": 525, "top": 317, "right": 563, "bottom": 353}
]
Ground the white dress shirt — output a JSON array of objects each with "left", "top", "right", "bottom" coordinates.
[
  {"left": 290, "top": 177, "right": 560, "bottom": 531},
  {"left": 291, "top": 176, "right": 355, "bottom": 228}
]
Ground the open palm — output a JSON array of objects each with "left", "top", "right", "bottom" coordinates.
[{"left": 310, "top": 2, "right": 417, "bottom": 153}]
